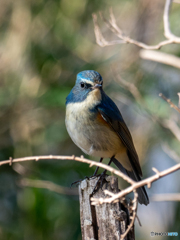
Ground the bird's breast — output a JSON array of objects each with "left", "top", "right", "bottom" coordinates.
[{"left": 65, "top": 100, "right": 124, "bottom": 157}]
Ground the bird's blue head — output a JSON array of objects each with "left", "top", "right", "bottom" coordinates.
[{"left": 66, "top": 70, "right": 103, "bottom": 104}]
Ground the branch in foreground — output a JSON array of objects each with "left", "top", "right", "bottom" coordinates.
[
  {"left": 3, "top": 155, "right": 178, "bottom": 239},
  {"left": 91, "top": 163, "right": 180, "bottom": 204},
  {"left": 0, "top": 155, "right": 134, "bottom": 185},
  {"left": 93, "top": 0, "right": 180, "bottom": 50},
  {"left": 1, "top": 155, "right": 180, "bottom": 205}
]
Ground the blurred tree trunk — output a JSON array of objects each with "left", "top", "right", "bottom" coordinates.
[{"left": 79, "top": 176, "right": 135, "bottom": 240}]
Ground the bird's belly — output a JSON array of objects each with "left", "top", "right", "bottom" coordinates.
[{"left": 65, "top": 104, "right": 124, "bottom": 157}]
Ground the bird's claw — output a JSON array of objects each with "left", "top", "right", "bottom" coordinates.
[
  {"left": 91, "top": 172, "right": 108, "bottom": 195},
  {"left": 71, "top": 179, "right": 83, "bottom": 187},
  {"left": 71, "top": 175, "right": 100, "bottom": 187}
]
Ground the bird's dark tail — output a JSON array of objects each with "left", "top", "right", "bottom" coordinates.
[{"left": 112, "top": 158, "right": 149, "bottom": 206}]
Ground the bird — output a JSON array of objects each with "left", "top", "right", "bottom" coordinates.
[{"left": 65, "top": 70, "right": 149, "bottom": 205}]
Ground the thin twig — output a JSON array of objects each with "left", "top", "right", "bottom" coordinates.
[
  {"left": 114, "top": 73, "right": 143, "bottom": 102},
  {"left": 159, "top": 93, "right": 180, "bottom": 114},
  {"left": 92, "top": 13, "right": 125, "bottom": 47},
  {"left": 19, "top": 178, "right": 78, "bottom": 195}
]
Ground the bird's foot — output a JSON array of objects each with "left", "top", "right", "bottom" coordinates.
[
  {"left": 71, "top": 176, "right": 89, "bottom": 187},
  {"left": 71, "top": 179, "right": 83, "bottom": 187},
  {"left": 91, "top": 171, "right": 108, "bottom": 195}
]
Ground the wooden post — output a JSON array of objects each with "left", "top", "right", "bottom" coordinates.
[{"left": 79, "top": 175, "right": 135, "bottom": 240}]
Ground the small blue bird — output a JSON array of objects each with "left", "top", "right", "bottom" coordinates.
[{"left": 65, "top": 70, "right": 149, "bottom": 205}]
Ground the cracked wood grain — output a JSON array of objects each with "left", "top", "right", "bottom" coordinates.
[{"left": 79, "top": 176, "right": 135, "bottom": 240}]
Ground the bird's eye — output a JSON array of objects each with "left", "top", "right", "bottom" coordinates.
[{"left": 80, "top": 82, "right": 85, "bottom": 88}]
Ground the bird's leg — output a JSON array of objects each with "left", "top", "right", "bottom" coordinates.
[
  {"left": 71, "top": 157, "right": 104, "bottom": 187},
  {"left": 92, "top": 157, "right": 103, "bottom": 176},
  {"left": 92, "top": 156, "right": 114, "bottom": 195},
  {"left": 100, "top": 157, "right": 114, "bottom": 176}
]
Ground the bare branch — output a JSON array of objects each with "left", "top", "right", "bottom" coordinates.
[
  {"left": 0, "top": 155, "right": 135, "bottom": 185},
  {"left": 114, "top": 73, "right": 142, "bottom": 102},
  {"left": 151, "top": 193, "right": 180, "bottom": 201},
  {"left": 164, "top": 0, "right": 180, "bottom": 42},
  {"left": 140, "top": 50, "right": 180, "bottom": 69},
  {"left": 92, "top": 13, "right": 125, "bottom": 47},
  {"left": 159, "top": 93, "right": 180, "bottom": 114},
  {"left": 1, "top": 155, "right": 180, "bottom": 205},
  {"left": 0, "top": 151, "right": 179, "bottom": 236},
  {"left": 94, "top": 11, "right": 173, "bottom": 50},
  {"left": 91, "top": 163, "right": 180, "bottom": 204},
  {"left": 19, "top": 178, "right": 78, "bottom": 195},
  {"left": 93, "top": 0, "right": 180, "bottom": 50}
]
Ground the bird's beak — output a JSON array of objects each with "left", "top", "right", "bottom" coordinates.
[{"left": 92, "top": 84, "right": 102, "bottom": 89}]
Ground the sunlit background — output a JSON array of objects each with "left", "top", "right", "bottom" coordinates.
[{"left": 0, "top": 0, "right": 180, "bottom": 239}]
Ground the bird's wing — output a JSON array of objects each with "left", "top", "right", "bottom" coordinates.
[{"left": 97, "top": 95, "right": 142, "bottom": 176}]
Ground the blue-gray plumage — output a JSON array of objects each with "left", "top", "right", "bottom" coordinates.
[{"left": 65, "top": 70, "right": 149, "bottom": 205}]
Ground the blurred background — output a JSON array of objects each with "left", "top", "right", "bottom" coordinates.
[{"left": 0, "top": 0, "right": 180, "bottom": 239}]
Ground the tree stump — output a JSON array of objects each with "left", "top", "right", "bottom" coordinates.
[{"left": 79, "top": 175, "right": 135, "bottom": 240}]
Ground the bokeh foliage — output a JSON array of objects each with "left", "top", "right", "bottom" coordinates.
[{"left": 0, "top": 0, "right": 180, "bottom": 239}]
